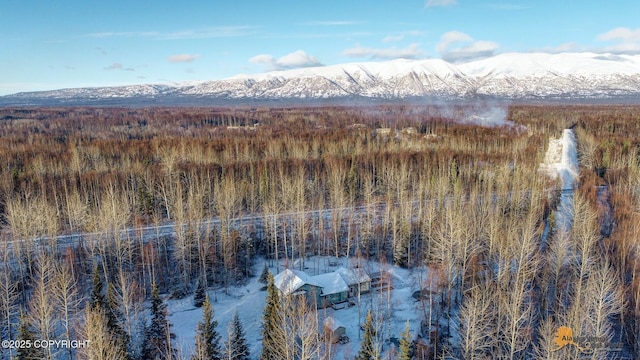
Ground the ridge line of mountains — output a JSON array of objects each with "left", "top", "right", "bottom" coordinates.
[{"left": 2, "top": 52, "right": 640, "bottom": 106}]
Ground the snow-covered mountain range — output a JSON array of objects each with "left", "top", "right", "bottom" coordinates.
[{"left": 3, "top": 52, "right": 640, "bottom": 105}]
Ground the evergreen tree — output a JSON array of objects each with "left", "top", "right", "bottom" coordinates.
[
  {"left": 399, "top": 321, "right": 413, "bottom": 360},
  {"left": 91, "top": 265, "right": 131, "bottom": 359},
  {"left": 90, "top": 265, "right": 107, "bottom": 310},
  {"left": 108, "top": 282, "right": 133, "bottom": 356},
  {"left": 193, "top": 277, "right": 206, "bottom": 308},
  {"left": 192, "top": 295, "right": 222, "bottom": 360},
  {"left": 358, "top": 310, "right": 378, "bottom": 360},
  {"left": 227, "top": 310, "right": 250, "bottom": 360},
  {"left": 261, "top": 272, "right": 284, "bottom": 360},
  {"left": 143, "top": 283, "right": 177, "bottom": 360},
  {"left": 15, "top": 314, "right": 45, "bottom": 360},
  {"left": 259, "top": 264, "right": 270, "bottom": 284}
]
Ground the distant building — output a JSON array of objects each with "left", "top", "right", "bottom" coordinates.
[{"left": 273, "top": 267, "right": 371, "bottom": 308}]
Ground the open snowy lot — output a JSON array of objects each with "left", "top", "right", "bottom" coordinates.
[{"left": 169, "top": 256, "right": 432, "bottom": 359}]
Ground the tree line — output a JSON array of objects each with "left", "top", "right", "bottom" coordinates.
[{"left": 0, "top": 104, "right": 638, "bottom": 358}]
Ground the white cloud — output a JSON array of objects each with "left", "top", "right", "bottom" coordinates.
[
  {"left": 597, "top": 27, "right": 640, "bottom": 42},
  {"left": 301, "top": 20, "right": 359, "bottom": 26},
  {"left": 84, "top": 26, "right": 256, "bottom": 40},
  {"left": 85, "top": 31, "right": 159, "bottom": 39},
  {"left": 436, "top": 31, "right": 499, "bottom": 63},
  {"left": 436, "top": 31, "right": 473, "bottom": 53},
  {"left": 535, "top": 42, "right": 583, "bottom": 54},
  {"left": 104, "top": 63, "right": 123, "bottom": 70},
  {"left": 343, "top": 43, "right": 424, "bottom": 60},
  {"left": 596, "top": 27, "right": 640, "bottom": 54},
  {"left": 425, "top": 0, "right": 457, "bottom": 8},
  {"left": 103, "top": 62, "right": 139, "bottom": 71},
  {"left": 249, "top": 50, "right": 323, "bottom": 70},
  {"left": 484, "top": 3, "right": 530, "bottom": 10},
  {"left": 382, "top": 30, "right": 424, "bottom": 43},
  {"left": 168, "top": 54, "right": 201, "bottom": 63},
  {"left": 250, "top": 54, "right": 274, "bottom": 64},
  {"left": 161, "top": 26, "right": 256, "bottom": 40},
  {"left": 382, "top": 35, "right": 404, "bottom": 43},
  {"left": 532, "top": 28, "right": 640, "bottom": 55}
]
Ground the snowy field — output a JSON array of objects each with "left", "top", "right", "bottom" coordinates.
[{"left": 168, "top": 256, "right": 432, "bottom": 359}]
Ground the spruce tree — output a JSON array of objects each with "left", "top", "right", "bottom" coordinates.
[
  {"left": 192, "top": 295, "right": 222, "bottom": 360},
  {"left": 90, "top": 265, "right": 107, "bottom": 310},
  {"left": 227, "top": 310, "right": 250, "bottom": 360},
  {"left": 193, "top": 277, "right": 206, "bottom": 308},
  {"left": 259, "top": 264, "right": 270, "bottom": 284},
  {"left": 15, "top": 314, "right": 45, "bottom": 360},
  {"left": 108, "top": 282, "right": 133, "bottom": 356},
  {"left": 143, "top": 283, "right": 177, "bottom": 360},
  {"left": 261, "top": 272, "right": 283, "bottom": 360},
  {"left": 358, "top": 310, "right": 378, "bottom": 360},
  {"left": 399, "top": 321, "right": 413, "bottom": 360}
]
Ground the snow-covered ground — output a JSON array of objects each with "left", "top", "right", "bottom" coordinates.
[
  {"left": 539, "top": 129, "right": 579, "bottom": 190},
  {"left": 539, "top": 129, "right": 579, "bottom": 233},
  {"left": 168, "top": 256, "right": 431, "bottom": 359}
]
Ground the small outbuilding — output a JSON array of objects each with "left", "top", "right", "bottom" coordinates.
[{"left": 323, "top": 316, "right": 346, "bottom": 343}]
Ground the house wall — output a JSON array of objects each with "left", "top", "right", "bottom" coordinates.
[
  {"left": 321, "top": 291, "right": 348, "bottom": 307},
  {"left": 301, "top": 284, "right": 323, "bottom": 307},
  {"left": 360, "top": 281, "right": 371, "bottom": 293},
  {"left": 348, "top": 281, "right": 371, "bottom": 297}
]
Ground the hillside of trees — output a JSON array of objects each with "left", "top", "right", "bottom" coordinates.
[{"left": 0, "top": 104, "right": 639, "bottom": 359}]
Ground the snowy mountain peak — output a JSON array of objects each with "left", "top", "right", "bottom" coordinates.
[{"left": 2, "top": 52, "right": 640, "bottom": 105}]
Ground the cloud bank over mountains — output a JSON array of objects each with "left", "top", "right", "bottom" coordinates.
[
  {"left": 245, "top": 25, "right": 640, "bottom": 73},
  {"left": 250, "top": 50, "right": 323, "bottom": 71}
]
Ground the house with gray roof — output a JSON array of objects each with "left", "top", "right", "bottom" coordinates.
[
  {"left": 312, "top": 272, "right": 349, "bottom": 307},
  {"left": 274, "top": 266, "right": 370, "bottom": 308},
  {"left": 273, "top": 268, "right": 323, "bottom": 306},
  {"left": 335, "top": 267, "right": 371, "bottom": 297}
]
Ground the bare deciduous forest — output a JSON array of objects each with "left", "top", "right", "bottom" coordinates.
[{"left": 0, "top": 104, "right": 639, "bottom": 359}]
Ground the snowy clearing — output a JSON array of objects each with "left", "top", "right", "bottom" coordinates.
[
  {"left": 539, "top": 128, "right": 579, "bottom": 191},
  {"left": 168, "top": 256, "right": 431, "bottom": 359}
]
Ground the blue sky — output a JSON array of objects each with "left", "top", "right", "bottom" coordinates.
[{"left": 1, "top": 0, "right": 639, "bottom": 95}]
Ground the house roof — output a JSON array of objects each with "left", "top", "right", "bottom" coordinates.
[
  {"left": 273, "top": 269, "right": 322, "bottom": 295},
  {"left": 273, "top": 267, "right": 370, "bottom": 297},
  {"left": 336, "top": 267, "right": 371, "bottom": 286},
  {"left": 312, "top": 272, "right": 349, "bottom": 296},
  {"left": 323, "top": 316, "right": 345, "bottom": 332}
]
